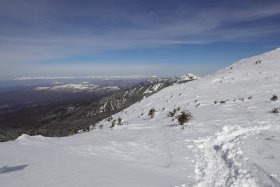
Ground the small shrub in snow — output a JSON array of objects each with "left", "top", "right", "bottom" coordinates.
[
  {"left": 196, "top": 103, "right": 200, "bottom": 107},
  {"left": 238, "top": 98, "right": 244, "bottom": 101},
  {"left": 148, "top": 108, "right": 156, "bottom": 118},
  {"left": 117, "top": 117, "right": 123, "bottom": 126},
  {"left": 89, "top": 124, "right": 96, "bottom": 131},
  {"left": 248, "top": 96, "right": 252, "bottom": 100},
  {"left": 110, "top": 119, "right": 116, "bottom": 128},
  {"left": 214, "top": 100, "right": 218, "bottom": 104},
  {"left": 255, "top": 60, "right": 262, "bottom": 64},
  {"left": 29, "top": 130, "right": 37, "bottom": 136},
  {"left": 99, "top": 125, "right": 103, "bottom": 129},
  {"left": 271, "top": 95, "right": 278, "bottom": 101},
  {"left": 77, "top": 129, "right": 84, "bottom": 134},
  {"left": 220, "top": 100, "right": 226, "bottom": 104},
  {"left": 177, "top": 111, "right": 192, "bottom": 126},
  {"left": 84, "top": 126, "right": 90, "bottom": 132},
  {"left": 107, "top": 116, "right": 113, "bottom": 121},
  {"left": 272, "top": 108, "right": 279, "bottom": 114},
  {"left": 67, "top": 128, "right": 78, "bottom": 136},
  {"left": 168, "top": 109, "right": 177, "bottom": 117},
  {"left": 168, "top": 111, "right": 174, "bottom": 117}
]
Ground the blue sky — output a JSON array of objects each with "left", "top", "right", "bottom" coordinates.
[{"left": 1, "top": 0, "right": 280, "bottom": 79}]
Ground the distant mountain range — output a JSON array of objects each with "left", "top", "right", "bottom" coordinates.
[
  {"left": 34, "top": 83, "right": 120, "bottom": 93},
  {"left": 0, "top": 74, "right": 198, "bottom": 141}
]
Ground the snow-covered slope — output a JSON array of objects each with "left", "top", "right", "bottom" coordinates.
[{"left": 1, "top": 48, "right": 280, "bottom": 187}]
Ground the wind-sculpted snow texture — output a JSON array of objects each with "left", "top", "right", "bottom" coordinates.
[
  {"left": 193, "top": 124, "right": 280, "bottom": 187},
  {"left": 1, "top": 48, "right": 280, "bottom": 186}
]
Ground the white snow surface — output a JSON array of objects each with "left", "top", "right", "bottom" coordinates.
[
  {"left": 1, "top": 48, "right": 280, "bottom": 187},
  {"left": 143, "top": 83, "right": 163, "bottom": 94}
]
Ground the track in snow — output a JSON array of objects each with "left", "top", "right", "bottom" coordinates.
[{"left": 192, "top": 124, "right": 280, "bottom": 187}]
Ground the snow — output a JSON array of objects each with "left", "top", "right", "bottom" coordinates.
[
  {"left": 152, "top": 83, "right": 163, "bottom": 92},
  {"left": 180, "top": 73, "right": 199, "bottom": 81},
  {"left": 1, "top": 48, "right": 280, "bottom": 186},
  {"left": 34, "top": 83, "right": 120, "bottom": 92},
  {"left": 34, "top": 86, "right": 50, "bottom": 91},
  {"left": 129, "top": 87, "right": 137, "bottom": 95},
  {"left": 123, "top": 91, "right": 128, "bottom": 98},
  {"left": 144, "top": 83, "right": 163, "bottom": 94},
  {"left": 99, "top": 100, "right": 109, "bottom": 112},
  {"left": 145, "top": 76, "right": 162, "bottom": 84},
  {"left": 103, "top": 86, "right": 120, "bottom": 90},
  {"left": 193, "top": 124, "right": 280, "bottom": 187}
]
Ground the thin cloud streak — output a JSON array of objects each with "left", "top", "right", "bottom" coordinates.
[
  {"left": 0, "top": 0, "right": 280, "bottom": 78},
  {"left": 1, "top": 61, "right": 221, "bottom": 80}
]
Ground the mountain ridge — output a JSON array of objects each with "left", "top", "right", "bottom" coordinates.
[{"left": 1, "top": 48, "right": 280, "bottom": 186}]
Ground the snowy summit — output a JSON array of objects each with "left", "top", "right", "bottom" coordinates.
[
  {"left": 180, "top": 73, "right": 199, "bottom": 81},
  {"left": 1, "top": 48, "right": 280, "bottom": 186},
  {"left": 145, "top": 76, "right": 162, "bottom": 84}
]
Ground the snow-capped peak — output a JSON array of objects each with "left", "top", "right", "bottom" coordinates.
[
  {"left": 34, "top": 83, "right": 120, "bottom": 92},
  {"left": 145, "top": 76, "right": 161, "bottom": 84},
  {"left": 180, "top": 73, "right": 199, "bottom": 81}
]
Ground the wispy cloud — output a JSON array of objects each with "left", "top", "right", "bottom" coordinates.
[{"left": 0, "top": 0, "right": 280, "bottom": 78}]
